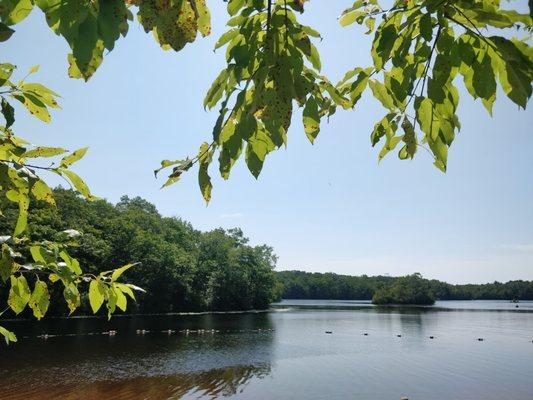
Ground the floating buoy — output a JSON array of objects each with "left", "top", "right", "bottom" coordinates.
[
  {"left": 397, "top": 334, "right": 402, "bottom": 338},
  {"left": 325, "top": 331, "right": 333, "bottom": 334},
  {"left": 477, "top": 338, "right": 484, "bottom": 341},
  {"left": 363, "top": 333, "right": 369, "bottom": 336},
  {"left": 429, "top": 336, "right": 435, "bottom": 339}
]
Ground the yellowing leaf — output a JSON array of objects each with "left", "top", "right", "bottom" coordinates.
[
  {"left": 28, "top": 65, "right": 40, "bottom": 75},
  {"left": 110, "top": 263, "right": 137, "bottom": 282},
  {"left": 29, "top": 280, "right": 50, "bottom": 320},
  {"left": 60, "top": 169, "right": 96, "bottom": 200},
  {"left": 0, "top": 326, "right": 17, "bottom": 345},
  {"left": 89, "top": 279, "right": 106, "bottom": 313},
  {"left": 31, "top": 180, "right": 55, "bottom": 205},
  {"left": 60, "top": 147, "right": 88, "bottom": 167},
  {"left": 303, "top": 96, "right": 320, "bottom": 143},
  {"left": 0, "top": 0, "right": 34, "bottom": 25},
  {"left": 8, "top": 275, "right": 30, "bottom": 314}
]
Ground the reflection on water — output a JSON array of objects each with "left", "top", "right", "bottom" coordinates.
[
  {"left": 1, "top": 301, "right": 533, "bottom": 400},
  {"left": 2, "top": 364, "right": 271, "bottom": 400}
]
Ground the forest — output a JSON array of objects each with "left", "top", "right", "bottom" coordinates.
[
  {"left": 2, "top": 188, "right": 532, "bottom": 319},
  {"left": 0, "top": 189, "right": 281, "bottom": 316},
  {"left": 277, "top": 270, "right": 533, "bottom": 302}
]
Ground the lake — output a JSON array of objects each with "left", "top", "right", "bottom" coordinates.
[{"left": 1, "top": 300, "right": 532, "bottom": 399}]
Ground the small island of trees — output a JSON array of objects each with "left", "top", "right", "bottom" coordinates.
[{"left": 371, "top": 273, "right": 435, "bottom": 305}]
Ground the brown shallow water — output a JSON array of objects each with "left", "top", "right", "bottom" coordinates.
[{"left": 1, "top": 300, "right": 532, "bottom": 399}]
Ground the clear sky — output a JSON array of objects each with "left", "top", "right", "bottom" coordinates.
[{"left": 4, "top": 2, "right": 532, "bottom": 284}]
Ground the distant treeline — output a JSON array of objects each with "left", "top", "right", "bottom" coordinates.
[
  {"left": 277, "top": 270, "right": 533, "bottom": 301},
  {"left": 0, "top": 189, "right": 281, "bottom": 316}
]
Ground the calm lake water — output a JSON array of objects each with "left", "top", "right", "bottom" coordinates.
[{"left": 1, "top": 300, "right": 532, "bottom": 399}]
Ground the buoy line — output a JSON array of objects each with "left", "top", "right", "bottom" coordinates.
[
  {"left": 19, "top": 328, "right": 277, "bottom": 340},
  {"left": 15, "top": 330, "right": 528, "bottom": 342}
]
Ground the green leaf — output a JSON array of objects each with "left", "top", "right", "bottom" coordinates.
[
  {"left": 378, "top": 135, "right": 402, "bottom": 161},
  {"left": 195, "top": 0, "right": 211, "bottom": 37},
  {"left": 309, "top": 43, "right": 321, "bottom": 71},
  {"left": 113, "top": 286, "right": 127, "bottom": 311},
  {"left": 106, "top": 287, "right": 117, "bottom": 318},
  {"left": 21, "top": 83, "right": 60, "bottom": 108},
  {"left": 371, "top": 113, "right": 396, "bottom": 146},
  {"left": 371, "top": 23, "right": 397, "bottom": 70},
  {"left": 8, "top": 274, "right": 31, "bottom": 314},
  {"left": 13, "top": 191, "right": 29, "bottom": 236},
  {"left": 60, "top": 147, "right": 88, "bottom": 167},
  {"left": 400, "top": 118, "right": 417, "bottom": 159},
  {"left": 215, "top": 29, "right": 238, "bottom": 50},
  {"left": 0, "top": 0, "right": 34, "bottom": 25},
  {"left": 0, "top": 244, "right": 17, "bottom": 282},
  {"left": 31, "top": 180, "right": 55, "bottom": 205},
  {"left": 23, "top": 146, "right": 66, "bottom": 158},
  {"left": 227, "top": 0, "right": 245, "bottom": 16},
  {"left": 110, "top": 263, "right": 136, "bottom": 282},
  {"left": 472, "top": 54, "right": 496, "bottom": 105},
  {"left": 115, "top": 283, "right": 136, "bottom": 300},
  {"left": 0, "top": 62, "right": 15, "bottom": 85},
  {"left": 338, "top": 10, "right": 364, "bottom": 27},
  {"left": 415, "top": 97, "right": 434, "bottom": 135},
  {"left": 11, "top": 93, "right": 51, "bottom": 122},
  {"left": 303, "top": 96, "right": 320, "bottom": 143},
  {"left": 67, "top": 41, "right": 104, "bottom": 81},
  {"left": 489, "top": 37, "right": 532, "bottom": 109},
  {"left": 97, "top": 0, "right": 128, "bottom": 51},
  {"left": 369, "top": 79, "right": 396, "bottom": 110},
  {"left": 0, "top": 325, "right": 17, "bottom": 345},
  {"left": 419, "top": 13, "right": 433, "bottom": 42},
  {"left": 29, "top": 280, "right": 50, "bottom": 320},
  {"left": 1, "top": 98, "right": 14, "bottom": 128},
  {"left": 0, "top": 22, "right": 15, "bottom": 41},
  {"left": 30, "top": 245, "right": 54, "bottom": 265},
  {"left": 341, "top": 68, "right": 371, "bottom": 106},
  {"left": 63, "top": 283, "right": 80, "bottom": 314},
  {"left": 204, "top": 68, "right": 229, "bottom": 109},
  {"left": 245, "top": 125, "right": 274, "bottom": 179},
  {"left": 59, "top": 250, "right": 82, "bottom": 275},
  {"left": 198, "top": 142, "right": 213, "bottom": 203},
  {"left": 60, "top": 169, "right": 95, "bottom": 200},
  {"left": 89, "top": 279, "right": 106, "bottom": 313}
]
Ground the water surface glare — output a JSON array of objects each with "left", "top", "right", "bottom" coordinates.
[{"left": 1, "top": 300, "right": 532, "bottom": 399}]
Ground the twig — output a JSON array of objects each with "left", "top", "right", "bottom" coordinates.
[{"left": 0, "top": 158, "right": 56, "bottom": 171}]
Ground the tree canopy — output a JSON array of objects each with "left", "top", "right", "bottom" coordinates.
[
  {"left": 0, "top": 188, "right": 281, "bottom": 315},
  {"left": 0, "top": 0, "right": 531, "bottom": 343},
  {"left": 372, "top": 273, "right": 436, "bottom": 304}
]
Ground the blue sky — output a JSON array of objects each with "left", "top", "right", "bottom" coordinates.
[{"left": 4, "top": 2, "right": 532, "bottom": 283}]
